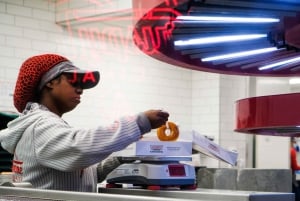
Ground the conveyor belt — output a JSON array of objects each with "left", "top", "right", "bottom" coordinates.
[{"left": 99, "top": 187, "right": 294, "bottom": 201}]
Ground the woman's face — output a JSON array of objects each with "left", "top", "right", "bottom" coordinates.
[{"left": 48, "top": 74, "right": 83, "bottom": 114}]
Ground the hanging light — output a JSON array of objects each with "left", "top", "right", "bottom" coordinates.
[
  {"left": 202, "top": 47, "right": 278, "bottom": 62},
  {"left": 176, "top": 16, "right": 280, "bottom": 23},
  {"left": 174, "top": 34, "right": 267, "bottom": 46},
  {"left": 289, "top": 78, "right": 300, "bottom": 85},
  {"left": 259, "top": 57, "right": 300, "bottom": 70}
]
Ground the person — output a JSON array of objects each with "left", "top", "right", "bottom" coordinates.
[
  {"left": 0, "top": 54, "right": 169, "bottom": 192},
  {"left": 291, "top": 137, "right": 300, "bottom": 201}
]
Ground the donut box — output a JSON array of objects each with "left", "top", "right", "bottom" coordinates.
[
  {"left": 134, "top": 131, "right": 238, "bottom": 166},
  {"left": 192, "top": 131, "right": 238, "bottom": 166},
  {"left": 135, "top": 140, "right": 192, "bottom": 156}
]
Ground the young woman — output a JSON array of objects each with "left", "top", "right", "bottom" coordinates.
[{"left": 0, "top": 54, "right": 169, "bottom": 192}]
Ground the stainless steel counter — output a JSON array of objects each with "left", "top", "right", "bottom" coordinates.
[
  {"left": 0, "top": 186, "right": 196, "bottom": 201},
  {"left": 0, "top": 186, "right": 294, "bottom": 201},
  {"left": 99, "top": 187, "right": 294, "bottom": 201}
]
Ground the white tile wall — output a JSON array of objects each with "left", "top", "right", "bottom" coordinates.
[
  {"left": 219, "top": 74, "right": 250, "bottom": 168},
  {"left": 0, "top": 12, "right": 14, "bottom": 24},
  {"left": 24, "top": 0, "right": 52, "bottom": 10},
  {"left": 1, "top": 0, "right": 22, "bottom": 6},
  {"left": 7, "top": 4, "right": 32, "bottom": 17},
  {"left": 0, "top": 24, "right": 23, "bottom": 37},
  {"left": 0, "top": 2, "right": 5, "bottom": 13},
  {"left": 254, "top": 77, "right": 291, "bottom": 169},
  {"left": 0, "top": 0, "right": 255, "bottom": 168}
]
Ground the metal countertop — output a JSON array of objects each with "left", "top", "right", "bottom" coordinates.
[
  {"left": 0, "top": 186, "right": 195, "bottom": 201},
  {"left": 99, "top": 187, "right": 294, "bottom": 201},
  {"left": 0, "top": 186, "right": 294, "bottom": 201}
]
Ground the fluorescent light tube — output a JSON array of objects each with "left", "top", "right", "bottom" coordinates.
[
  {"left": 289, "top": 78, "right": 300, "bottom": 85},
  {"left": 259, "top": 57, "right": 300, "bottom": 70},
  {"left": 202, "top": 47, "right": 278, "bottom": 62},
  {"left": 174, "top": 34, "right": 267, "bottom": 46},
  {"left": 176, "top": 16, "right": 280, "bottom": 23}
]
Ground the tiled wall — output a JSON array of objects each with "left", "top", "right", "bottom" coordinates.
[
  {"left": 0, "top": 0, "right": 251, "bottom": 168},
  {"left": 254, "top": 77, "right": 291, "bottom": 169}
]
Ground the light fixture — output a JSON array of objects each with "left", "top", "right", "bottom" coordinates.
[
  {"left": 259, "top": 57, "right": 300, "bottom": 70},
  {"left": 202, "top": 47, "right": 278, "bottom": 62},
  {"left": 176, "top": 16, "right": 280, "bottom": 23},
  {"left": 289, "top": 78, "right": 300, "bottom": 85},
  {"left": 174, "top": 34, "right": 267, "bottom": 46}
]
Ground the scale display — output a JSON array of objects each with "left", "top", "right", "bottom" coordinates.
[
  {"left": 105, "top": 159, "right": 196, "bottom": 190},
  {"left": 168, "top": 164, "right": 186, "bottom": 177}
]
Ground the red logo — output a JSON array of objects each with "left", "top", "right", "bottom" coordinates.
[
  {"left": 51, "top": 0, "right": 182, "bottom": 59},
  {"left": 68, "top": 71, "right": 97, "bottom": 84},
  {"left": 12, "top": 160, "right": 23, "bottom": 174}
]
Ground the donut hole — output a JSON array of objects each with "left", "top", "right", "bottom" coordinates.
[
  {"left": 165, "top": 128, "right": 171, "bottom": 136},
  {"left": 156, "top": 121, "right": 179, "bottom": 141}
]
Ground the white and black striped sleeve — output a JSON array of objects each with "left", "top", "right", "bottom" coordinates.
[{"left": 33, "top": 113, "right": 141, "bottom": 171}]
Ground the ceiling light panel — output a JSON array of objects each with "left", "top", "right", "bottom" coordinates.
[
  {"left": 133, "top": 0, "right": 300, "bottom": 76},
  {"left": 202, "top": 47, "right": 278, "bottom": 62},
  {"left": 259, "top": 56, "right": 300, "bottom": 70},
  {"left": 176, "top": 16, "right": 280, "bottom": 23}
]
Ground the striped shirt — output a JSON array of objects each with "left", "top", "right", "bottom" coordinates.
[{"left": 0, "top": 102, "right": 151, "bottom": 192}]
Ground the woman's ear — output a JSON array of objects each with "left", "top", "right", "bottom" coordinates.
[
  {"left": 45, "top": 76, "right": 61, "bottom": 90},
  {"left": 45, "top": 81, "right": 54, "bottom": 89}
]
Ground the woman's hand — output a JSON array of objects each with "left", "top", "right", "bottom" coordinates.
[{"left": 144, "top": 110, "right": 169, "bottom": 129}]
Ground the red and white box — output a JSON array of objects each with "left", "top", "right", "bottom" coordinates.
[
  {"left": 134, "top": 131, "right": 238, "bottom": 166},
  {"left": 135, "top": 137, "right": 192, "bottom": 156}
]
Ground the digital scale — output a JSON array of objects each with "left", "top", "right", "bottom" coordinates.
[{"left": 105, "top": 156, "right": 196, "bottom": 190}]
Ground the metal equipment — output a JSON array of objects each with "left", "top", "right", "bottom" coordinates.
[
  {"left": 0, "top": 186, "right": 197, "bottom": 201},
  {"left": 0, "top": 185, "right": 294, "bottom": 201},
  {"left": 105, "top": 156, "right": 196, "bottom": 190},
  {"left": 99, "top": 187, "right": 295, "bottom": 201}
]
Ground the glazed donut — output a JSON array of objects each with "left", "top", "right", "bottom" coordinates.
[{"left": 157, "top": 122, "right": 179, "bottom": 141}]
